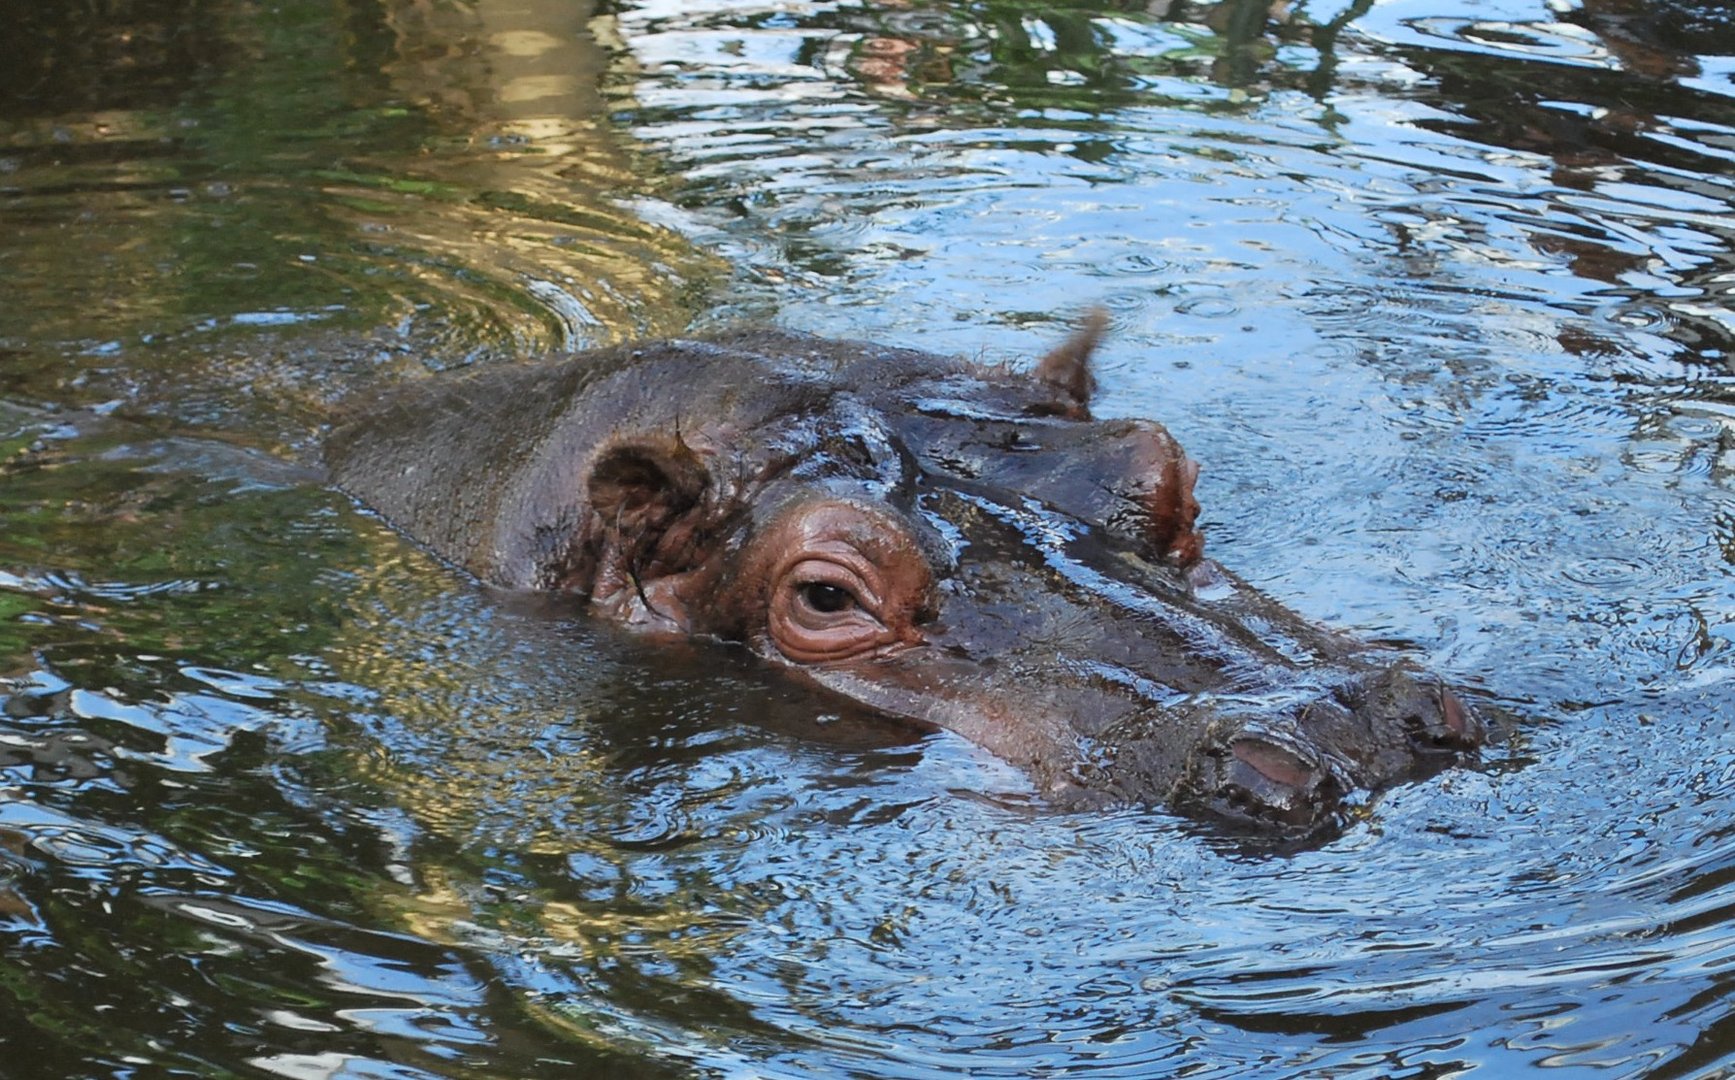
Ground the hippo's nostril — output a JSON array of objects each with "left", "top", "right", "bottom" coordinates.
[
  {"left": 1397, "top": 684, "right": 1483, "bottom": 753},
  {"left": 1440, "top": 688, "right": 1470, "bottom": 739},
  {"left": 1232, "top": 739, "right": 1314, "bottom": 790},
  {"left": 1347, "top": 664, "right": 1484, "bottom": 756},
  {"left": 1210, "top": 736, "right": 1345, "bottom": 830}
]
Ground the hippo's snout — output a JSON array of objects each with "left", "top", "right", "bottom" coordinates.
[{"left": 1166, "top": 665, "right": 1485, "bottom": 833}]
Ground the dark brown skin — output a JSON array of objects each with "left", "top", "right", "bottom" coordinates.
[{"left": 325, "top": 320, "right": 1483, "bottom": 833}]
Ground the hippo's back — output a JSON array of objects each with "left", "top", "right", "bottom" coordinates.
[{"left": 324, "top": 350, "right": 626, "bottom": 577}]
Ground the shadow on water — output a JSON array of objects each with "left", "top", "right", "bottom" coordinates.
[{"left": 3, "top": 0, "right": 1735, "bottom": 1077}]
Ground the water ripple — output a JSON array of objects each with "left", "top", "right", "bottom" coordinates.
[{"left": 4, "top": 0, "right": 1735, "bottom": 1076}]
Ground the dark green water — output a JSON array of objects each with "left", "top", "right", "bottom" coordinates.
[{"left": 3, "top": 0, "right": 1733, "bottom": 1076}]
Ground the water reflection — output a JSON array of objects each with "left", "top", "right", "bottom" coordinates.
[
  {"left": 1348, "top": 0, "right": 1735, "bottom": 363},
  {"left": 0, "top": 0, "right": 709, "bottom": 428},
  {"left": 4, "top": 0, "right": 1735, "bottom": 1076}
]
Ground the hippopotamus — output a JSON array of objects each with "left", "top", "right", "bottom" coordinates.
[{"left": 325, "top": 316, "right": 1483, "bottom": 832}]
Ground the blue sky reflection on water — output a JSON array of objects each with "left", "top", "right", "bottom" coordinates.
[{"left": 1, "top": 0, "right": 1734, "bottom": 1076}]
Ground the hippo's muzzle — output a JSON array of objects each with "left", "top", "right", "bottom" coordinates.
[{"left": 1149, "top": 665, "right": 1484, "bottom": 831}]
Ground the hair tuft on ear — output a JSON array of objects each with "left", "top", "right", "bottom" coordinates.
[
  {"left": 549, "top": 438, "right": 717, "bottom": 598},
  {"left": 1034, "top": 308, "right": 1107, "bottom": 412},
  {"left": 588, "top": 440, "right": 707, "bottom": 526}
]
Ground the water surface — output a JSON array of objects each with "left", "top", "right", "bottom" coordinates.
[{"left": 3, "top": 0, "right": 1734, "bottom": 1076}]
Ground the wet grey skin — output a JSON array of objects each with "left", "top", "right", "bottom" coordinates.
[{"left": 325, "top": 321, "right": 1483, "bottom": 834}]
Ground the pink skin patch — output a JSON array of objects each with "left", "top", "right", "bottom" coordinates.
[
  {"left": 1440, "top": 688, "right": 1470, "bottom": 739},
  {"left": 1231, "top": 739, "right": 1317, "bottom": 791}
]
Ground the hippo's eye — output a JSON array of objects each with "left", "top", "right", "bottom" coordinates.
[
  {"left": 753, "top": 506, "right": 933, "bottom": 666},
  {"left": 768, "top": 550, "right": 904, "bottom": 664},
  {"left": 799, "top": 581, "right": 856, "bottom": 615}
]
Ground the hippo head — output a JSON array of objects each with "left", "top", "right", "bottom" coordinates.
[{"left": 327, "top": 318, "right": 1483, "bottom": 833}]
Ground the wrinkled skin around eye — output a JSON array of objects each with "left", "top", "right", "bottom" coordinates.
[
  {"left": 731, "top": 500, "right": 936, "bottom": 666},
  {"left": 770, "top": 542, "right": 901, "bottom": 662}
]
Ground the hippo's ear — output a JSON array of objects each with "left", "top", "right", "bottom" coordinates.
[
  {"left": 564, "top": 438, "right": 717, "bottom": 606},
  {"left": 586, "top": 437, "right": 707, "bottom": 548},
  {"left": 1033, "top": 309, "right": 1107, "bottom": 412},
  {"left": 587, "top": 440, "right": 709, "bottom": 537}
]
